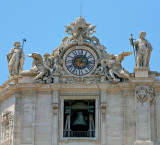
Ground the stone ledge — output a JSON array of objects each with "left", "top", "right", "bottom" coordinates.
[{"left": 134, "top": 140, "right": 153, "bottom": 145}]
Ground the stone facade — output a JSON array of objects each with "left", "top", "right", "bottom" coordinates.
[{"left": 0, "top": 17, "right": 160, "bottom": 145}]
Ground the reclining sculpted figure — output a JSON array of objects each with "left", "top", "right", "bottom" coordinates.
[
  {"left": 21, "top": 52, "right": 53, "bottom": 82},
  {"left": 102, "top": 51, "right": 133, "bottom": 83}
]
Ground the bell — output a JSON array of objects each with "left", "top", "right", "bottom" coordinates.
[{"left": 72, "top": 111, "right": 88, "bottom": 131}]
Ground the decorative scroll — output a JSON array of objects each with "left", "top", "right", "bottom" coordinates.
[{"left": 53, "top": 103, "right": 59, "bottom": 114}]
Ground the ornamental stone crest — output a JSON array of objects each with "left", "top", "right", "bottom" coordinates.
[
  {"left": 62, "top": 16, "right": 99, "bottom": 46},
  {"left": 135, "top": 85, "right": 156, "bottom": 104},
  {"left": 1, "top": 110, "right": 13, "bottom": 144}
]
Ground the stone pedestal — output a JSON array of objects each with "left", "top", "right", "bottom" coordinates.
[{"left": 134, "top": 68, "right": 149, "bottom": 77}]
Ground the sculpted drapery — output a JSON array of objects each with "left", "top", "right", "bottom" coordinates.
[
  {"left": 130, "top": 31, "right": 153, "bottom": 68},
  {"left": 7, "top": 41, "right": 25, "bottom": 76}
]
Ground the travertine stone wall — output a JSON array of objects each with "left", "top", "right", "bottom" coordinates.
[
  {"left": 150, "top": 101, "right": 156, "bottom": 143},
  {"left": 156, "top": 91, "right": 160, "bottom": 145},
  {"left": 106, "top": 92, "right": 124, "bottom": 145},
  {"left": 124, "top": 91, "right": 136, "bottom": 145},
  {"left": 0, "top": 75, "right": 160, "bottom": 145},
  {"left": 21, "top": 91, "right": 36, "bottom": 145},
  {"left": 35, "top": 91, "right": 53, "bottom": 145},
  {"left": 13, "top": 92, "right": 22, "bottom": 145},
  {"left": 1, "top": 95, "right": 15, "bottom": 113}
]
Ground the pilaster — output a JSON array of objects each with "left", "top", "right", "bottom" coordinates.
[
  {"left": 13, "top": 92, "right": 22, "bottom": 145},
  {"left": 156, "top": 91, "right": 160, "bottom": 144},
  {"left": 100, "top": 89, "right": 107, "bottom": 145},
  {"left": 134, "top": 85, "right": 153, "bottom": 145},
  {"left": 52, "top": 90, "right": 59, "bottom": 145},
  {"left": 21, "top": 91, "right": 36, "bottom": 145},
  {"left": 123, "top": 90, "right": 135, "bottom": 145}
]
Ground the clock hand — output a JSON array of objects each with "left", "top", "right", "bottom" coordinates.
[
  {"left": 80, "top": 59, "right": 88, "bottom": 64},
  {"left": 79, "top": 56, "right": 85, "bottom": 63}
]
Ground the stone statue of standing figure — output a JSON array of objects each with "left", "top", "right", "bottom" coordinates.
[
  {"left": 7, "top": 41, "right": 25, "bottom": 76},
  {"left": 130, "top": 31, "right": 153, "bottom": 68}
]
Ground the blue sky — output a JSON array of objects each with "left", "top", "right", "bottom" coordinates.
[{"left": 0, "top": 0, "right": 160, "bottom": 85}]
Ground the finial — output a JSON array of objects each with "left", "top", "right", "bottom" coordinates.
[
  {"left": 80, "top": 1, "right": 82, "bottom": 17},
  {"left": 80, "top": 5, "right": 82, "bottom": 17}
]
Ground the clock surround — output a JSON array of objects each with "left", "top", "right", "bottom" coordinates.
[{"left": 63, "top": 45, "right": 98, "bottom": 77}]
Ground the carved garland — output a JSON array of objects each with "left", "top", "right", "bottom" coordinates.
[
  {"left": 1, "top": 110, "right": 13, "bottom": 144},
  {"left": 135, "top": 85, "right": 156, "bottom": 104}
]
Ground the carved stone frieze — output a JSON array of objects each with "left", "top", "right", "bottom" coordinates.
[
  {"left": 1, "top": 110, "right": 13, "bottom": 144},
  {"left": 135, "top": 85, "right": 156, "bottom": 104},
  {"left": 59, "top": 75, "right": 101, "bottom": 84}
]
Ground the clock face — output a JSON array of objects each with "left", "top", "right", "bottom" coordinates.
[{"left": 64, "top": 48, "right": 96, "bottom": 76}]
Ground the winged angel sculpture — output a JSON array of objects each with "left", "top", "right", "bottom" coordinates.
[
  {"left": 21, "top": 52, "right": 55, "bottom": 83},
  {"left": 101, "top": 51, "right": 133, "bottom": 83}
]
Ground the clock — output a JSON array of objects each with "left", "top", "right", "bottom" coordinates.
[{"left": 63, "top": 46, "right": 97, "bottom": 77}]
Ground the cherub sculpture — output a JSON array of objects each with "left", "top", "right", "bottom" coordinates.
[
  {"left": 21, "top": 52, "right": 53, "bottom": 83},
  {"left": 7, "top": 41, "right": 25, "bottom": 76},
  {"left": 102, "top": 51, "right": 133, "bottom": 83}
]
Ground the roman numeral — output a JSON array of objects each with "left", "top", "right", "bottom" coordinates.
[
  {"left": 78, "top": 50, "right": 83, "bottom": 55},
  {"left": 84, "top": 69, "right": 89, "bottom": 73},
  {"left": 87, "top": 64, "right": 93, "bottom": 70},
  {"left": 66, "top": 60, "right": 72, "bottom": 64},
  {"left": 78, "top": 70, "right": 83, "bottom": 75},
  {"left": 87, "top": 55, "right": 92, "bottom": 59},
  {"left": 71, "top": 68, "right": 77, "bottom": 74},
  {"left": 84, "top": 51, "right": 88, "bottom": 56},
  {"left": 72, "top": 51, "right": 77, "bottom": 56},
  {"left": 68, "top": 55, "right": 74, "bottom": 59},
  {"left": 67, "top": 64, "right": 73, "bottom": 71},
  {"left": 88, "top": 60, "right": 94, "bottom": 64}
]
